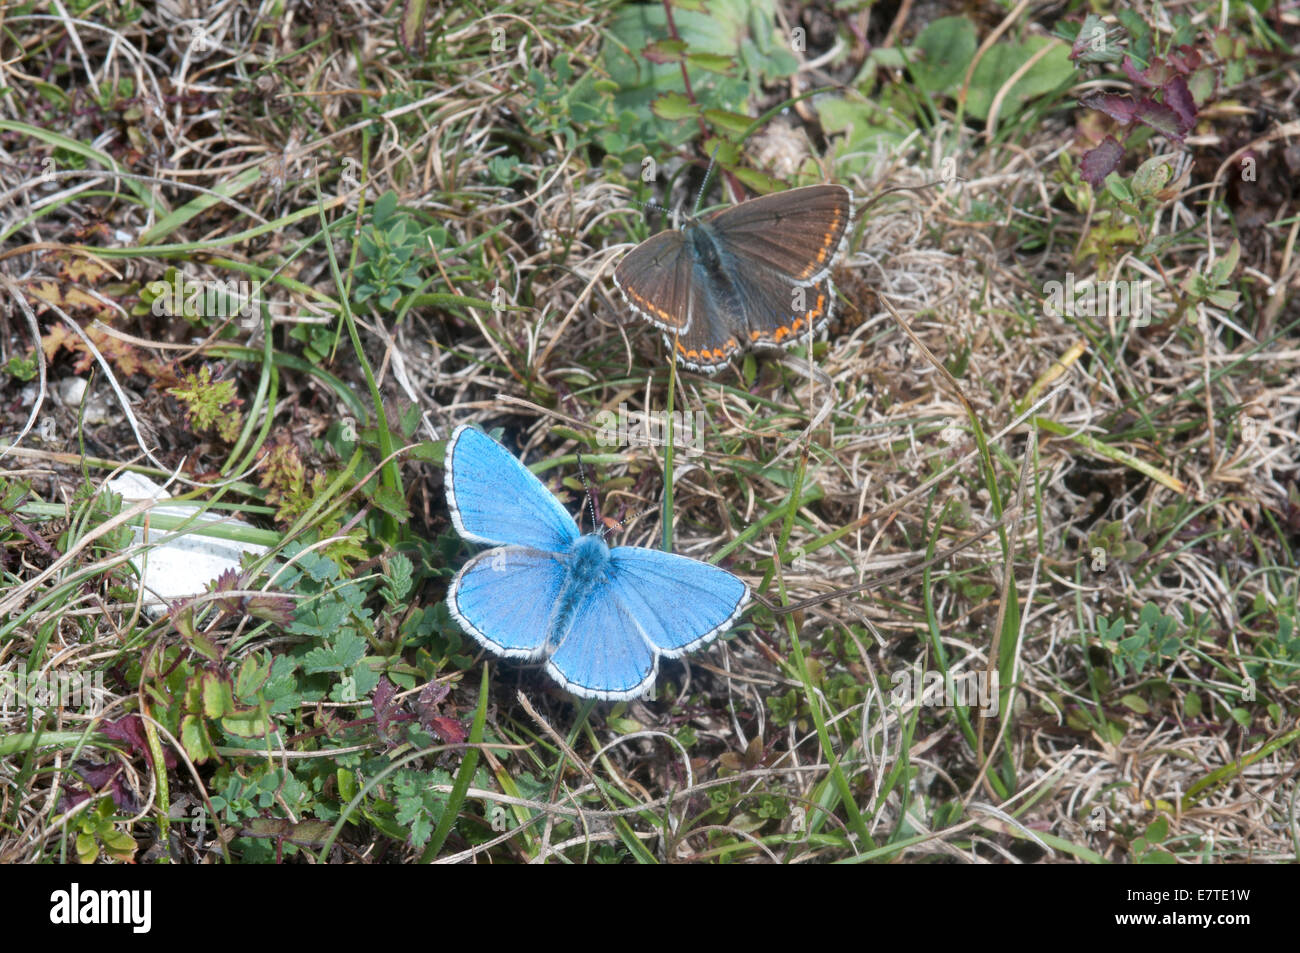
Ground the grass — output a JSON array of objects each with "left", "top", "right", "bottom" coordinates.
[{"left": 0, "top": 0, "right": 1297, "bottom": 864}]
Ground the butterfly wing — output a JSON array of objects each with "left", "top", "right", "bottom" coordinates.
[
  {"left": 546, "top": 547, "right": 748, "bottom": 699},
  {"left": 606, "top": 547, "right": 750, "bottom": 655},
  {"left": 612, "top": 230, "right": 700, "bottom": 334},
  {"left": 544, "top": 572, "right": 661, "bottom": 700},
  {"left": 734, "top": 272, "right": 836, "bottom": 352},
  {"left": 704, "top": 185, "right": 853, "bottom": 287},
  {"left": 445, "top": 425, "right": 579, "bottom": 550},
  {"left": 447, "top": 547, "right": 567, "bottom": 658}
]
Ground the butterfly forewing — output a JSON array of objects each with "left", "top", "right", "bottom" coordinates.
[
  {"left": 445, "top": 425, "right": 579, "bottom": 551},
  {"left": 612, "top": 230, "right": 697, "bottom": 333},
  {"left": 703, "top": 185, "right": 853, "bottom": 286}
]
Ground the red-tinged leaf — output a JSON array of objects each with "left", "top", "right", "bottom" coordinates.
[
  {"left": 100, "top": 715, "right": 148, "bottom": 757},
  {"left": 1139, "top": 58, "right": 1173, "bottom": 87},
  {"left": 416, "top": 681, "right": 462, "bottom": 742},
  {"left": 1167, "top": 45, "right": 1201, "bottom": 73},
  {"left": 1081, "top": 137, "right": 1125, "bottom": 187},
  {"left": 100, "top": 714, "right": 178, "bottom": 768},
  {"left": 211, "top": 568, "right": 242, "bottom": 613},
  {"left": 246, "top": 593, "right": 296, "bottom": 626},
  {"left": 373, "top": 676, "right": 400, "bottom": 740},
  {"left": 61, "top": 789, "right": 94, "bottom": 813},
  {"left": 418, "top": 680, "right": 449, "bottom": 709},
  {"left": 398, "top": 0, "right": 428, "bottom": 56},
  {"left": 1133, "top": 98, "right": 1185, "bottom": 141},
  {"left": 1162, "top": 76, "right": 1196, "bottom": 135},
  {"left": 643, "top": 40, "right": 687, "bottom": 64},
  {"left": 427, "top": 716, "right": 467, "bottom": 745},
  {"left": 62, "top": 763, "right": 137, "bottom": 813},
  {"left": 1121, "top": 56, "right": 1152, "bottom": 87},
  {"left": 1080, "top": 92, "right": 1138, "bottom": 125}
]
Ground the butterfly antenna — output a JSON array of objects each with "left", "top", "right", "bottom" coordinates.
[
  {"left": 691, "top": 143, "right": 723, "bottom": 215},
  {"left": 576, "top": 448, "right": 600, "bottom": 536}
]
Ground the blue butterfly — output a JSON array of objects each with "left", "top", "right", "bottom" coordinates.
[{"left": 444, "top": 425, "right": 750, "bottom": 700}]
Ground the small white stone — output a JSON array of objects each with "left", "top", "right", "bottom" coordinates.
[{"left": 58, "top": 377, "right": 88, "bottom": 407}]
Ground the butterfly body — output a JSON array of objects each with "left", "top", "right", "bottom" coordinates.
[
  {"left": 614, "top": 184, "right": 854, "bottom": 373},
  {"left": 545, "top": 535, "right": 611, "bottom": 650},
  {"left": 444, "top": 426, "right": 750, "bottom": 700}
]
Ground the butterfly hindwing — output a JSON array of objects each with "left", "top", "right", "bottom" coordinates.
[
  {"left": 447, "top": 547, "right": 566, "bottom": 657},
  {"left": 731, "top": 267, "right": 835, "bottom": 351},
  {"left": 606, "top": 547, "right": 750, "bottom": 655},
  {"left": 445, "top": 425, "right": 579, "bottom": 551},
  {"left": 545, "top": 572, "right": 659, "bottom": 701}
]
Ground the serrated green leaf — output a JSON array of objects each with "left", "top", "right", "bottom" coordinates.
[
  {"left": 371, "top": 484, "right": 412, "bottom": 520},
  {"left": 235, "top": 653, "right": 269, "bottom": 699},
  {"left": 302, "top": 630, "right": 367, "bottom": 674},
  {"left": 181, "top": 714, "right": 216, "bottom": 762},
  {"left": 202, "top": 673, "right": 235, "bottom": 718},
  {"left": 222, "top": 708, "right": 270, "bottom": 738}
]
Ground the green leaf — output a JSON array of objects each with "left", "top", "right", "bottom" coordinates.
[
  {"left": 222, "top": 708, "right": 271, "bottom": 738},
  {"left": 1210, "top": 239, "right": 1240, "bottom": 284},
  {"left": 181, "top": 713, "right": 217, "bottom": 762},
  {"left": 686, "top": 52, "right": 735, "bottom": 74},
  {"left": 76, "top": 831, "right": 99, "bottom": 865},
  {"left": 370, "top": 484, "right": 412, "bottom": 520},
  {"left": 643, "top": 39, "right": 687, "bottom": 62},
  {"left": 965, "top": 37, "right": 1074, "bottom": 122},
  {"left": 235, "top": 653, "right": 269, "bottom": 699},
  {"left": 1138, "top": 848, "right": 1178, "bottom": 864},
  {"left": 1120, "top": 693, "right": 1149, "bottom": 714},
  {"left": 1144, "top": 815, "right": 1168, "bottom": 842},
  {"left": 651, "top": 92, "right": 700, "bottom": 121},
  {"left": 700, "top": 108, "right": 753, "bottom": 136},
  {"left": 909, "top": 17, "right": 977, "bottom": 93},
  {"left": 202, "top": 673, "right": 235, "bottom": 718},
  {"left": 302, "top": 630, "right": 367, "bottom": 674}
]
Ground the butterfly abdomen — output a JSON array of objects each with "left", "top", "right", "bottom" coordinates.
[{"left": 545, "top": 536, "right": 612, "bottom": 651}]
